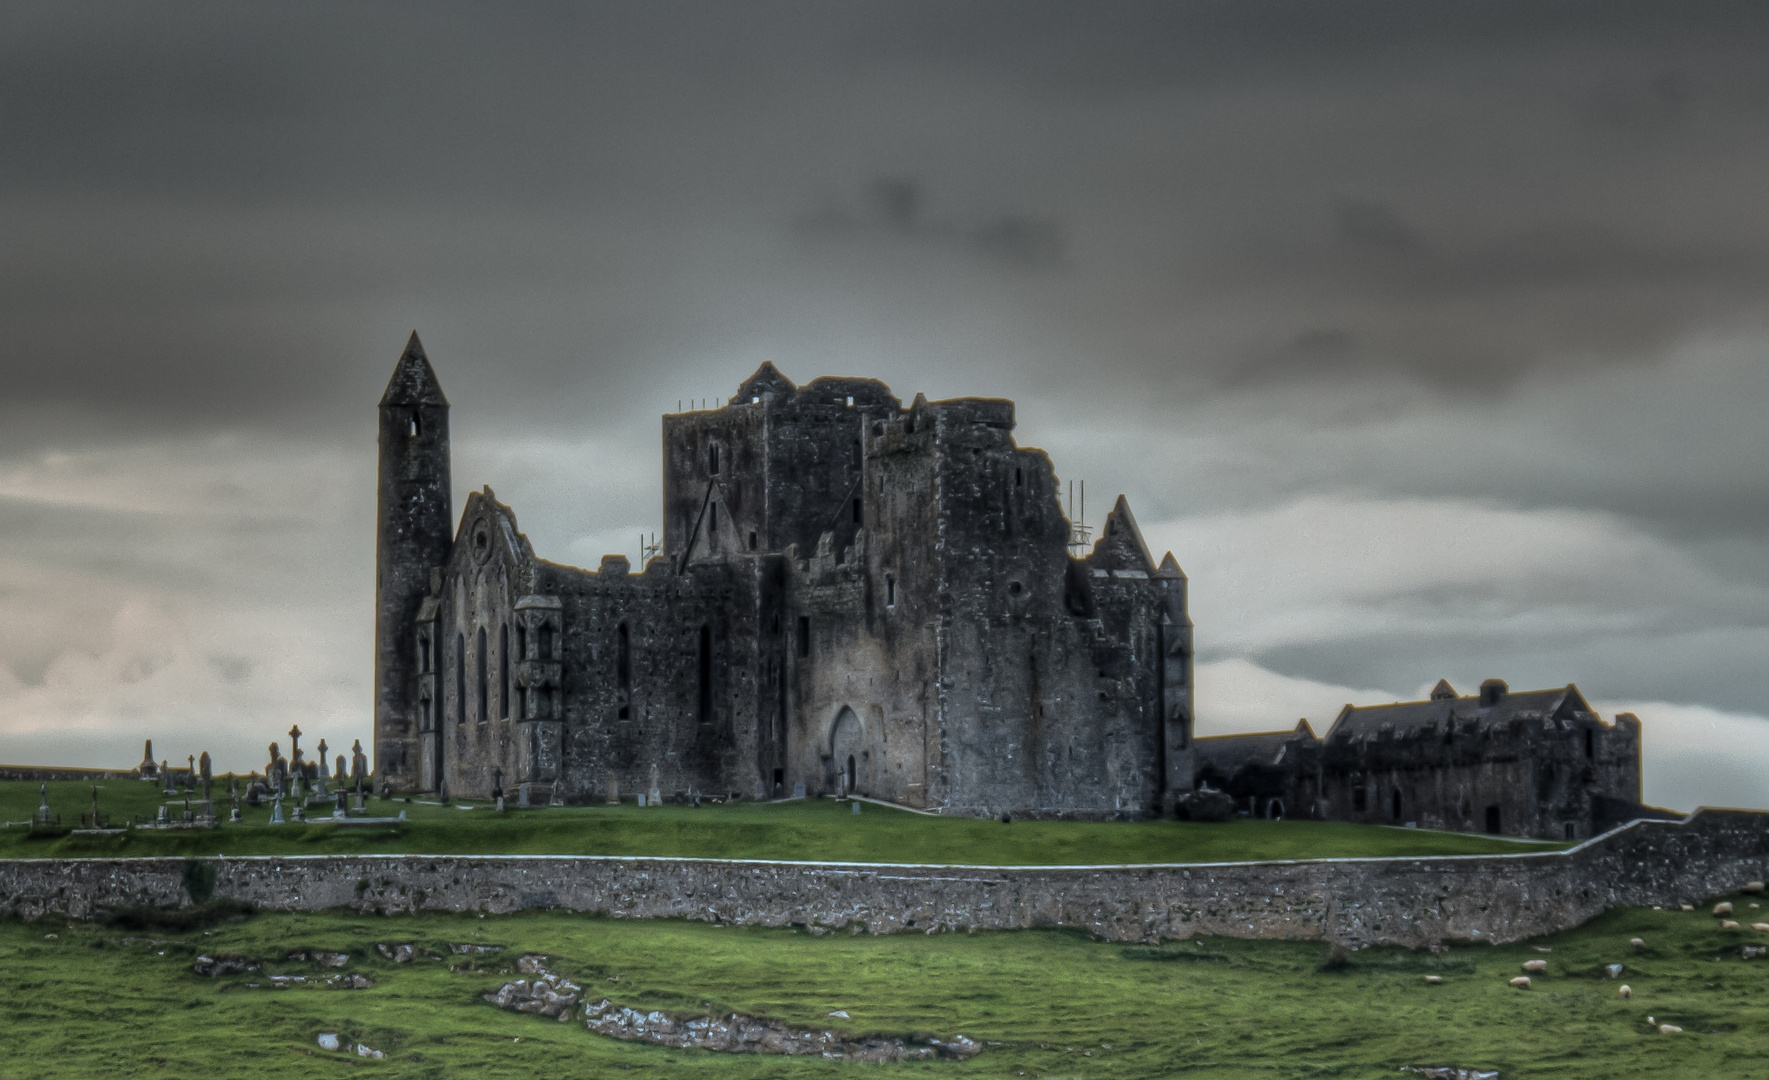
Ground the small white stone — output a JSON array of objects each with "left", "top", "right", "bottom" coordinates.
[
  {"left": 317, "top": 1033, "right": 340, "bottom": 1051},
  {"left": 1658, "top": 1024, "right": 1682, "bottom": 1035}
]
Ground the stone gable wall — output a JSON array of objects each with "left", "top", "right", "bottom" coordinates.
[{"left": 5, "top": 809, "right": 1765, "bottom": 949}]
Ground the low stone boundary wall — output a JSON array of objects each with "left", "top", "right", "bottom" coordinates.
[{"left": 3, "top": 809, "right": 1766, "bottom": 948}]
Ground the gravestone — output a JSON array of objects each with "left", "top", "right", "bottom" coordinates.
[
  {"left": 314, "top": 739, "right": 329, "bottom": 796},
  {"left": 792, "top": 781, "right": 806, "bottom": 799},
  {"left": 350, "top": 740, "right": 368, "bottom": 789},
  {"left": 269, "top": 797, "right": 284, "bottom": 825},
  {"left": 605, "top": 771, "right": 620, "bottom": 805},
  {"left": 198, "top": 751, "right": 212, "bottom": 801},
  {"left": 647, "top": 763, "right": 662, "bottom": 807},
  {"left": 162, "top": 762, "right": 175, "bottom": 796}
]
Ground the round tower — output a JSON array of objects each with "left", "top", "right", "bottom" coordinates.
[{"left": 375, "top": 331, "right": 452, "bottom": 792}]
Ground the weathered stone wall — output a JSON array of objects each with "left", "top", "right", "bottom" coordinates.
[{"left": 6, "top": 810, "right": 1765, "bottom": 949}]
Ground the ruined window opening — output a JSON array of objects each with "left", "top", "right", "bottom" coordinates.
[
  {"left": 1564, "top": 822, "right": 1576, "bottom": 840},
  {"left": 517, "top": 682, "right": 527, "bottom": 722},
  {"left": 697, "top": 624, "right": 712, "bottom": 725},
  {"left": 797, "top": 616, "right": 810, "bottom": 658},
  {"left": 845, "top": 395, "right": 854, "bottom": 407},
  {"left": 538, "top": 622, "right": 555, "bottom": 662},
  {"left": 846, "top": 754, "right": 856, "bottom": 794},
  {"left": 773, "top": 768, "right": 784, "bottom": 796},
  {"left": 1485, "top": 805, "right": 1502, "bottom": 834},
  {"left": 852, "top": 498, "right": 862, "bottom": 525},
  {"left": 748, "top": 530, "right": 758, "bottom": 551},
  {"left": 1015, "top": 467, "right": 1023, "bottom": 487},
  {"left": 408, "top": 412, "right": 420, "bottom": 438},
  {"left": 1585, "top": 728, "right": 1594, "bottom": 759},
  {"left": 416, "top": 630, "right": 430, "bottom": 673},
  {"left": 708, "top": 503, "right": 718, "bottom": 534},
  {"left": 1390, "top": 788, "right": 1402, "bottom": 821},
  {"left": 517, "top": 623, "right": 527, "bottom": 660},
  {"left": 455, "top": 633, "right": 465, "bottom": 728},
  {"left": 1009, "top": 581, "right": 1023, "bottom": 595},
  {"left": 886, "top": 573, "right": 895, "bottom": 607},
  {"left": 500, "top": 623, "right": 510, "bottom": 719},
  {"left": 477, "top": 626, "right": 488, "bottom": 724},
  {"left": 708, "top": 445, "right": 720, "bottom": 475},
  {"left": 1352, "top": 785, "right": 1366, "bottom": 812},
  {"left": 617, "top": 622, "right": 631, "bottom": 720}
]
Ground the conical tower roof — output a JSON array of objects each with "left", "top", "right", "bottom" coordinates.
[{"left": 379, "top": 331, "right": 449, "bottom": 407}]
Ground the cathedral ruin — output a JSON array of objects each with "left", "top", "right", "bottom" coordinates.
[{"left": 374, "top": 333, "right": 1193, "bottom": 818}]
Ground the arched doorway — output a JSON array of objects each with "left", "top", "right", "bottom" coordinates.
[{"left": 828, "top": 706, "right": 865, "bottom": 797}]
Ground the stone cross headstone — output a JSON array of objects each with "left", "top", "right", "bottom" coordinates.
[
  {"left": 36, "top": 783, "right": 51, "bottom": 825},
  {"left": 269, "top": 796, "right": 284, "bottom": 825},
  {"left": 351, "top": 740, "right": 368, "bottom": 792},
  {"left": 182, "top": 790, "right": 193, "bottom": 823},
  {"left": 335, "top": 754, "right": 346, "bottom": 786},
  {"left": 267, "top": 742, "right": 286, "bottom": 797},
  {"left": 199, "top": 751, "right": 212, "bottom": 800},
  {"left": 315, "top": 739, "right": 329, "bottom": 796},
  {"left": 162, "top": 761, "right": 175, "bottom": 796}
]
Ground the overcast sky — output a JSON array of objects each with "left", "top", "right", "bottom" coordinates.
[{"left": 3, "top": 2, "right": 1767, "bottom": 810}]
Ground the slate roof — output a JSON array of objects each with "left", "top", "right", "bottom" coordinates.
[
  {"left": 1194, "top": 721, "right": 1316, "bottom": 773},
  {"left": 1323, "top": 683, "right": 1594, "bottom": 742}
]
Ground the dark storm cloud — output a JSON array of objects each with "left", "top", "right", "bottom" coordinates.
[{"left": 3, "top": 2, "right": 1769, "bottom": 779}]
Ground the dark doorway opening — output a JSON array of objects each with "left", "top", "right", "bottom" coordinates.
[
  {"left": 1485, "top": 805, "right": 1502, "bottom": 834},
  {"left": 1391, "top": 788, "right": 1402, "bottom": 821},
  {"left": 846, "top": 754, "right": 856, "bottom": 796},
  {"left": 773, "top": 768, "right": 784, "bottom": 798}
]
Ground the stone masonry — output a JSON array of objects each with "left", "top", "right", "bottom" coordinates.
[
  {"left": 374, "top": 335, "right": 1193, "bottom": 817},
  {"left": 5, "top": 809, "right": 1767, "bottom": 949}
]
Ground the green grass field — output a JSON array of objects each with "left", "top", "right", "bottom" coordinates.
[
  {"left": 0, "top": 779, "right": 1564, "bottom": 865},
  {"left": 4, "top": 893, "right": 1768, "bottom": 1078}
]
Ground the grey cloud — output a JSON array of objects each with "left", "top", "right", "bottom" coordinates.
[{"left": 803, "top": 178, "right": 1068, "bottom": 271}]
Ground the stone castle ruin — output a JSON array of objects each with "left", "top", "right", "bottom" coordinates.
[
  {"left": 371, "top": 332, "right": 1651, "bottom": 834},
  {"left": 374, "top": 334, "right": 1193, "bottom": 818}
]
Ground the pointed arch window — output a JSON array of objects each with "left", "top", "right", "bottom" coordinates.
[{"left": 476, "top": 626, "right": 488, "bottom": 724}]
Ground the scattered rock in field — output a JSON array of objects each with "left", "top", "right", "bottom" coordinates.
[
  {"left": 1741, "top": 946, "right": 1766, "bottom": 960},
  {"left": 192, "top": 954, "right": 259, "bottom": 977},
  {"left": 580, "top": 999, "right": 978, "bottom": 1062},
  {"left": 333, "top": 974, "right": 374, "bottom": 989},
  {"left": 1721, "top": 920, "right": 1740, "bottom": 930},
  {"left": 1401, "top": 1068, "right": 1499, "bottom": 1079},
  {"left": 1530, "top": 946, "right": 1551, "bottom": 953},
  {"left": 450, "top": 943, "right": 503, "bottom": 955},
  {"left": 1423, "top": 976, "right": 1443, "bottom": 985},
  {"left": 1605, "top": 963, "right": 1623, "bottom": 979},
  {"left": 1509, "top": 976, "right": 1531, "bottom": 989},
  {"left": 317, "top": 1034, "right": 341, "bottom": 1051},
  {"left": 377, "top": 943, "right": 415, "bottom": 963},
  {"left": 1714, "top": 902, "right": 1733, "bottom": 916},
  {"left": 1743, "top": 881, "right": 1765, "bottom": 894},
  {"left": 356, "top": 1043, "right": 385, "bottom": 1058},
  {"left": 1619, "top": 985, "right": 1632, "bottom": 999},
  {"left": 516, "top": 954, "right": 549, "bottom": 974},
  {"left": 1658, "top": 1024, "right": 1682, "bottom": 1035},
  {"left": 289, "top": 950, "right": 349, "bottom": 967},
  {"left": 268, "top": 975, "right": 307, "bottom": 985},
  {"left": 1629, "top": 938, "right": 1646, "bottom": 950},
  {"left": 1522, "top": 960, "right": 1547, "bottom": 974},
  {"left": 828, "top": 1010, "right": 850, "bottom": 1018}
]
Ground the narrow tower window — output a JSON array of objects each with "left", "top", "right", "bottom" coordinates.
[
  {"left": 852, "top": 498, "right": 862, "bottom": 525},
  {"left": 409, "top": 412, "right": 420, "bottom": 438},
  {"left": 797, "top": 616, "right": 810, "bottom": 658},
  {"left": 1391, "top": 788, "right": 1402, "bottom": 821},
  {"left": 697, "top": 624, "right": 712, "bottom": 725},
  {"left": 616, "top": 621, "right": 631, "bottom": 720},
  {"left": 477, "top": 626, "right": 488, "bottom": 724},
  {"left": 1585, "top": 728, "right": 1594, "bottom": 759},
  {"left": 500, "top": 623, "right": 510, "bottom": 719},
  {"left": 885, "top": 573, "right": 895, "bottom": 607},
  {"left": 455, "top": 633, "right": 465, "bottom": 728},
  {"left": 748, "top": 530, "right": 758, "bottom": 551},
  {"left": 708, "top": 445, "right": 720, "bottom": 474}
]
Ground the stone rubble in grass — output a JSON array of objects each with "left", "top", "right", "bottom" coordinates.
[
  {"left": 377, "top": 943, "right": 416, "bottom": 963},
  {"left": 1402, "top": 1069, "right": 1499, "bottom": 1080},
  {"left": 317, "top": 1034, "right": 341, "bottom": 1051},
  {"left": 191, "top": 954, "right": 259, "bottom": 977},
  {"left": 1741, "top": 946, "right": 1766, "bottom": 959},
  {"left": 356, "top": 1043, "right": 385, "bottom": 1058},
  {"left": 288, "top": 949, "right": 349, "bottom": 967},
  {"left": 1604, "top": 963, "right": 1624, "bottom": 978},
  {"left": 483, "top": 957, "right": 978, "bottom": 1062},
  {"left": 450, "top": 943, "right": 503, "bottom": 954}
]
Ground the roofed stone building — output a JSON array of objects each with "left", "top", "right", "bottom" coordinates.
[
  {"left": 1193, "top": 679, "right": 1659, "bottom": 840},
  {"left": 373, "top": 334, "right": 1194, "bottom": 818}
]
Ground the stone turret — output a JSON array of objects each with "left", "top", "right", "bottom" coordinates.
[{"left": 376, "top": 332, "right": 453, "bottom": 792}]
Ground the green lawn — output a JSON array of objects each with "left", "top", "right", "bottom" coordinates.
[
  {"left": 4, "top": 894, "right": 1768, "bottom": 1078},
  {"left": 0, "top": 778, "right": 1564, "bottom": 865}
]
